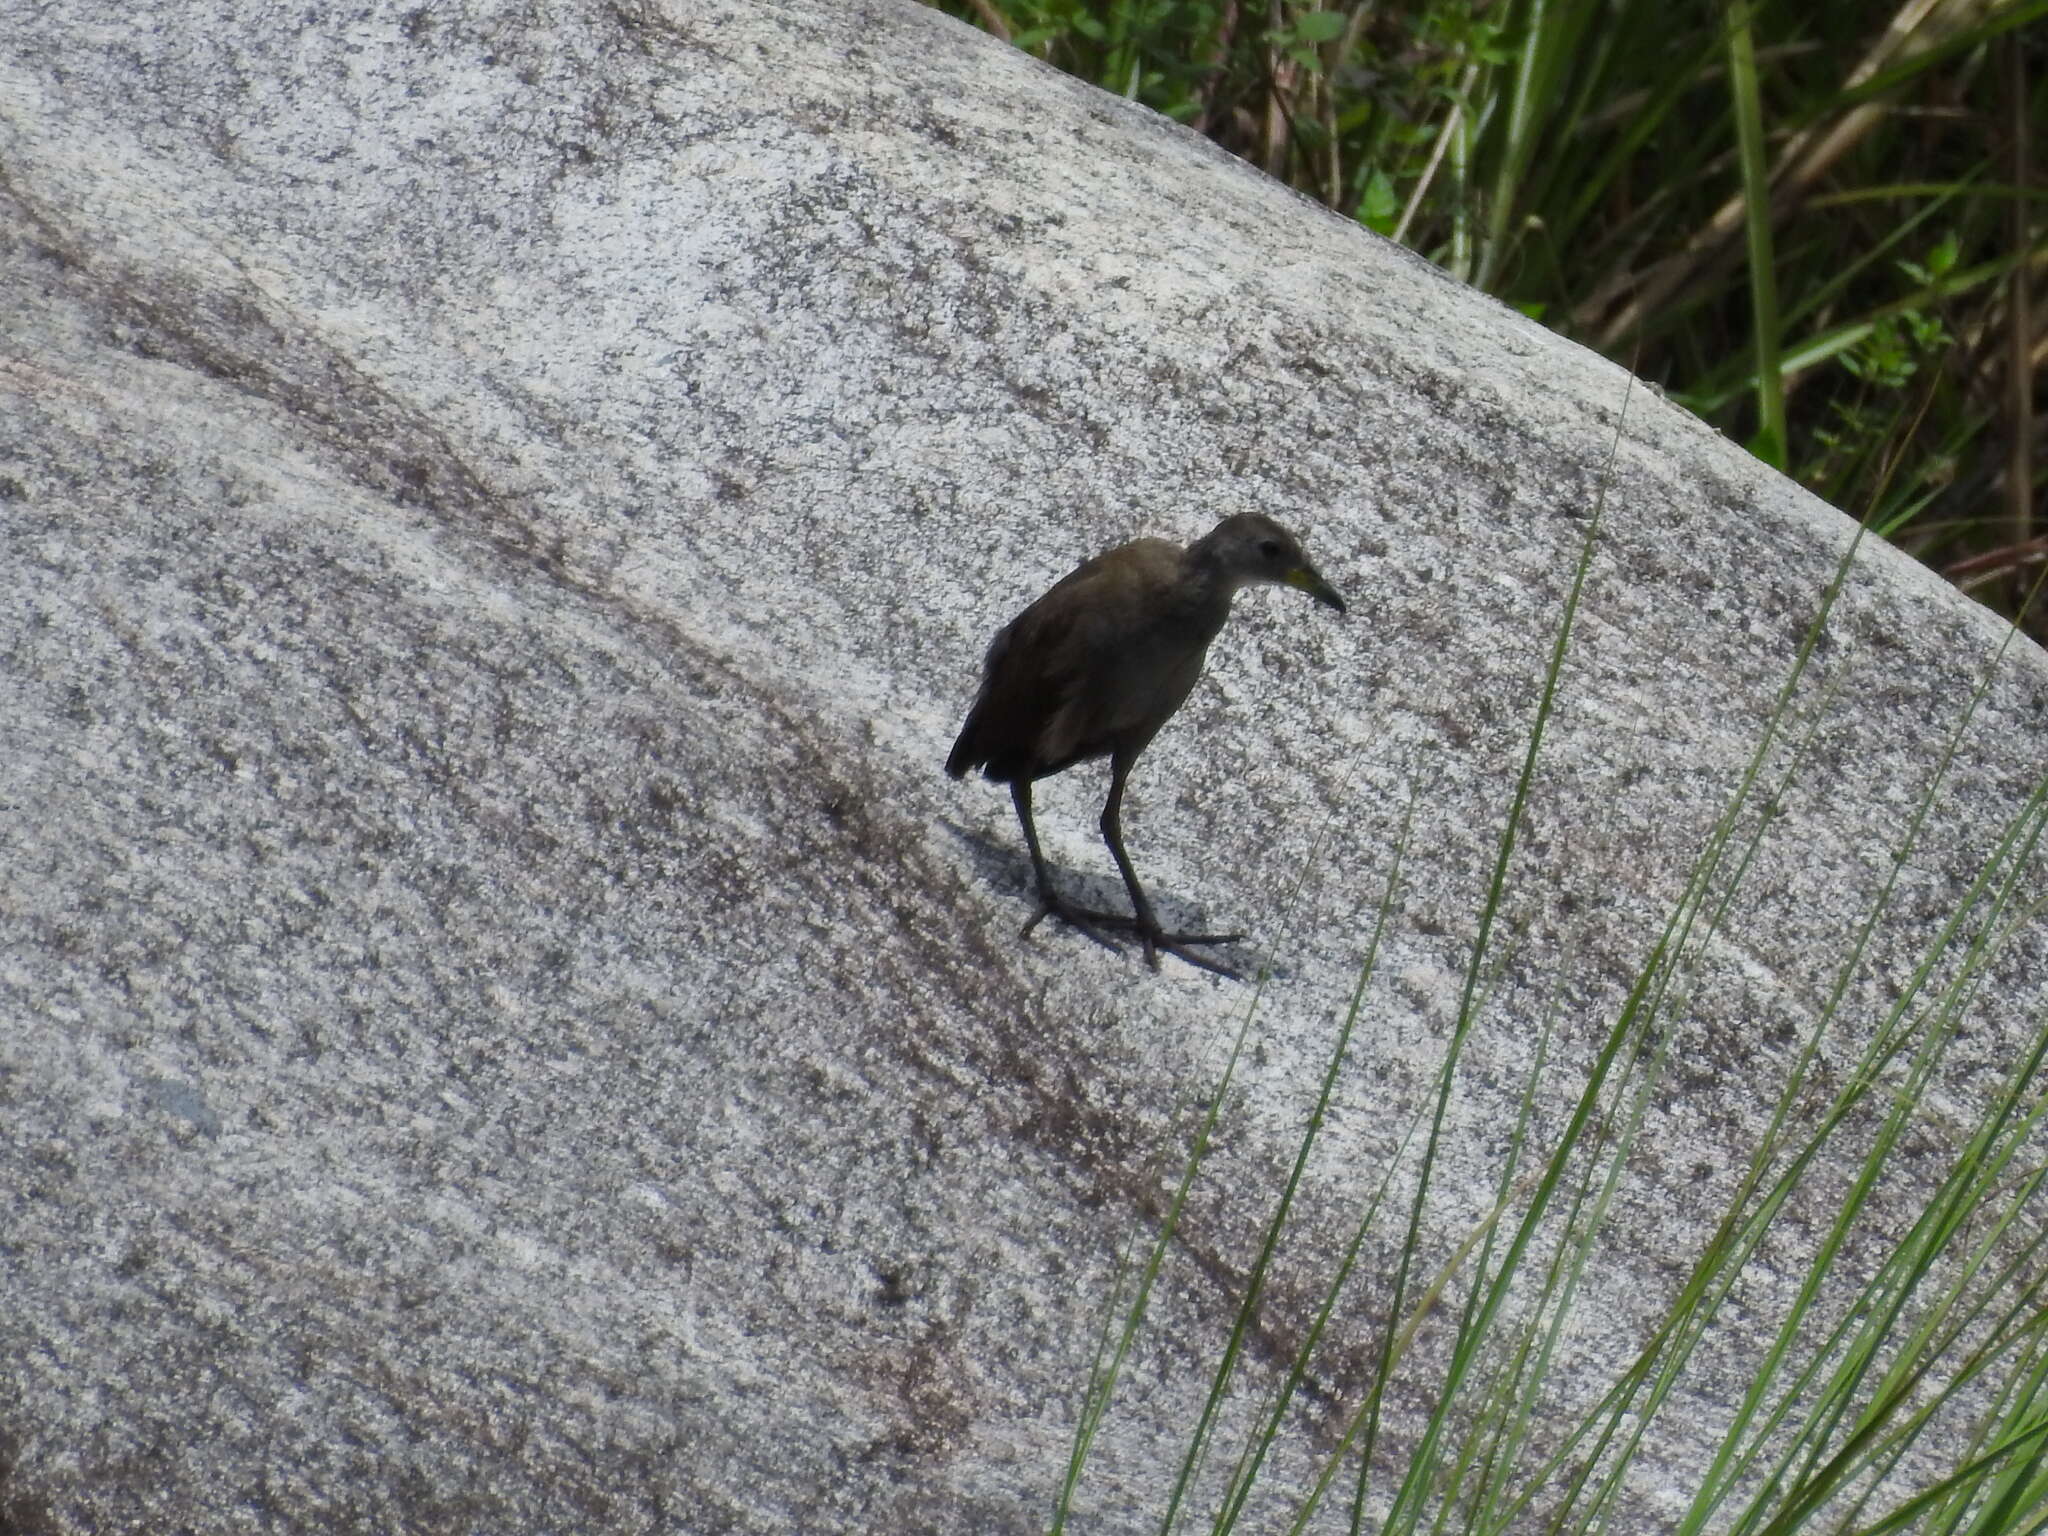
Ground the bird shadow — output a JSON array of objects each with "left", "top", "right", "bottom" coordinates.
[{"left": 936, "top": 816, "right": 1268, "bottom": 978}]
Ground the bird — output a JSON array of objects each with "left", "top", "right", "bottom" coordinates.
[{"left": 947, "top": 512, "right": 1345, "bottom": 977}]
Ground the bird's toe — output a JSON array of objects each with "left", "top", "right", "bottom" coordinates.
[
  {"left": 1023, "top": 894, "right": 1130, "bottom": 955},
  {"left": 1138, "top": 923, "right": 1245, "bottom": 981}
]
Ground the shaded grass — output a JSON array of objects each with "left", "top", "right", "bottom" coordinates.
[{"left": 931, "top": 0, "right": 2048, "bottom": 639}]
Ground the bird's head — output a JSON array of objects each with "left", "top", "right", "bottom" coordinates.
[{"left": 1197, "top": 513, "right": 1346, "bottom": 613}]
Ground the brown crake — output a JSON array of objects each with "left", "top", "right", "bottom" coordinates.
[{"left": 948, "top": 513, "right": 1344, "bottom": 976}]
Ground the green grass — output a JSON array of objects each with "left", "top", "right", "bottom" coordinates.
[
  {"left": 931, "top": 0, "right": 2048, "bottom": 639},
  {"left": 1023, "top": 369, "right": 2048, "bottom": 1528}
]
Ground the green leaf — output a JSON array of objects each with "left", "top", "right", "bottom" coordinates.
[
  {"left": 1927, "top": 232, "right": 1961, "bottom": 278},
  {"left": 1291, "top": 10, "right": 1347, "bottom": 44},
  {"left": 1357, "top": 168, "right": 1399, "bottom": 235}
]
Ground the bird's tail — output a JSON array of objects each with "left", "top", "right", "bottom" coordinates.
[{"left": 945, "top": 712, "right": 983, "bottom": 780}]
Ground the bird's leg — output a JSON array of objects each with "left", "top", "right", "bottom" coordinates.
[
  {"left": 1011, "top": 780, "right": 1129, "bottom": 954},
  {"left": 1099, "top": 752, "right": 1244, "bottom": 979}
]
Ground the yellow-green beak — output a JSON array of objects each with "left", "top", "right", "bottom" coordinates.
[{"left": 1286, "top": 564, "right": 1346, "bottom": 614}]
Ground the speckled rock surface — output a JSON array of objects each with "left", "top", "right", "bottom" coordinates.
[{"left": 3, "top": 0, "right": 2044, "bottom": 1530}]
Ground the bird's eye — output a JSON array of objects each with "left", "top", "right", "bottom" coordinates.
[{"left": 1259, "top": 539, "right": 1284, "bottom": 560}]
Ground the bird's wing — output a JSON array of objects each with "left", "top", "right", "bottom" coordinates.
[
  {"left": 950, "top": 539, "right": 1187, "bottom": 780},
  {"left": 993, "top": 543, "right": 1183, "bottom": 769}
]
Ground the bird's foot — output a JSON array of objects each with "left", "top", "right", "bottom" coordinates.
[
  {"left": 1022, "top": 893, "right": 1246, "bottom": 979},
  {"left": 1021, "top": 894, "right": 1135, "bottom": 955},
  {"left": 1133, "top": 922, "right": 1246, "bottom": 980}
]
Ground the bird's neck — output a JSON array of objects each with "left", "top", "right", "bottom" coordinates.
[{"left": 1175, "top": 545, "right": 1243, "bottom": 631}]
